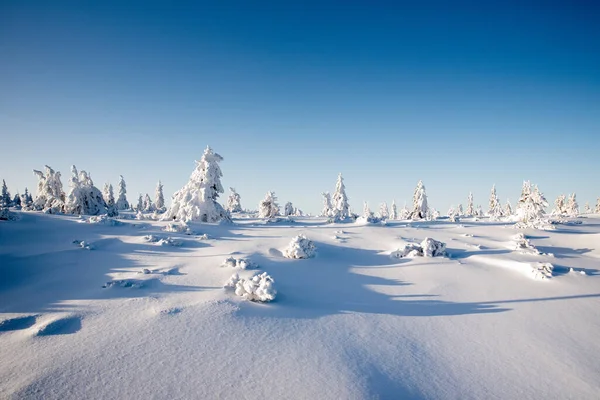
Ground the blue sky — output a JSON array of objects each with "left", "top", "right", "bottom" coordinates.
[{"left": 1, "top": 1, "right": 599, "bottom": 214}]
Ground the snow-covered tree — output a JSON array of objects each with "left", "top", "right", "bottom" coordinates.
[
  {"left": 551, "top": 194, "right": 567, "bottom": 216},
  {"left": 332, "top": 173, "right": 350, "bottom": 221},
  {"left": 143, "top": 193, "right": 154, "bottom": 213},
  {"left": 430, "top": 208, "right": 440, "bottom": 220},
  {"left": 65, "top": 166, "right": 106, "bottom": 215},
  {"left": 583, "top": 202, "right": 591, "bottom": 214},
  {"left": 154, "top": 181, "right": 166, "bottom": 213},
  {"left": 465, "top": 192, "right": 475, "bottom": 217},
  {"left": 566, "top": 193, "right": 579, "bottom": 217},
  {"left": 505, "top": 199, "right": 513, "bottom": 216},
  {"left": 258, "top": 191, "right": 280, "bottom": 219},
  {"left": 105, "top": 184, "right": 118, "bottom": 217},
  {"left": 284, "top": 201, "right": 294, "bottom": 216},
  {"left": 457, "top": 204, "right": 464, "bottom": 216},
  {"left": 410, "top": 180, "right": 428, "bottom": 220},
  {"left": 32, "top": 165, "right": 65, "bottom": 213},
  {"left": 21, "top": 188, "right": 32, "bottom": 208},
  {"left": 399, "top": 202, "right": 410, "bottom": 220},
  {"left": 116, "top": 175, "right": 129, "bottom": 211},
  {"left": 320, "top": 192, "right": 333, "bottom": 217},
  {"left": 596, "top": 197, "right": 600, "bottom": 213},
  {"left": 488, "top": 184, "right": 503, "bottom": 220},
  {"left": 378, "top": 202, "right": 389, "bottom": 220},
  {"left": 1, "top": 180, "right": 11, "bottom": 207},
  {"left": 447, "top": 205, "right": 455, "bottom": 217},
  {"left": 162, "top": 146, "right": 230, "bottom": 223},
  {"left": 477, "top": 205, "right": 484, "bottom": 217},
  {"left": 516, "top": 181, "right": 548, "bottom": 223},
  {"left": 136, "top": 194, "right": 144, "bottom": 212},
  {"left": 227, "top": 187, "right": 242, "bottom": 213},
  {"left": 389, "top": 200, "right": 398, "bottom": 220}
]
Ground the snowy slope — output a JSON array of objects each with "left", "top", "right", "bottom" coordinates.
[{"left": 1, "top": 213, "right": 600, "bottom": 399}]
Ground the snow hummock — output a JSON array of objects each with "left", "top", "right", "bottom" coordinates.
[
  {"left": 221, "top": 256, "right": 257, "bottom": 270},
  {"left": 224, "top": 272, "right": 277, "bottom": 302},
  {"left": 392, "top": 237, "right": 447, "bottom": 258},
  {"left": 283, "top": 234, "right": 316, "bottom": 259}
]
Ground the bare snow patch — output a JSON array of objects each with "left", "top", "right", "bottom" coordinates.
[
  {"left": 224, "top": 272, "right": 276, "bottom": 302},
  {"left": 284, "top": 234, "right": 316, "bottom": 259}
]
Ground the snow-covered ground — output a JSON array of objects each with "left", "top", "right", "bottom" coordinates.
[{"left": 1, "top": 212, "right": 600, "bottom": 399}]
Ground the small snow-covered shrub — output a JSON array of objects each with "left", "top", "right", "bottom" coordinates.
[
  {"left": 80, "top": 215, "right": 123, "bottom": 226},
  {"left": 103, "top": 279, "right": 144, "bottom": 289},
  {"left": 284, "top": 234, "right": 316, "bottom": 259},
  {"left": 144, "top": 235, "right": 182, "bottom": 247},
  {"left": 0, "top": 207, "right": 14, "bottom": 221},
  {"left": 221, "top": 256, "right": 257, "bottom": 270},
  {"left": 73, "top": 239, "right": 93, "bottom": 250},
  {"left": 392, "top": 238, "right": 446, "bottom": 258},
  {"left": 512, "top": 233, "right": 540, "bottom": 254},
  {"left": 531, "top": 262, "right": 554, "bottom": 280},
  {"left": 163, "top": 222, "right": 193, "bottom": 235},
  {"left": 224, "top": 272, "right": 276, "bottom": 302}
]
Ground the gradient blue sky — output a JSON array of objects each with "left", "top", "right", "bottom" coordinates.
[{"left": 1, "top": 1, "right": 599, "bottom": 214}]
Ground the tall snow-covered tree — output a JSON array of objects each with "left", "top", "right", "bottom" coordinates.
[
  {"left": 516, "top": 181, "right": 548, "bottom": 223},
  {"left": 12, "top": 193, "right": 21, "bottom": 209},
  {"left": 284, "top": 201, "right": 294, "bottom": 216},
  {"left": 258, "top": 191, "right": 280, "bottom": 219},
  {"left": 362, "top": 201, "right": 375, "bottom": 221},
  {"left": 477, "top": 205, "right": 484, "bottom": 217},
  {"left": 551, "top": 194, "right": 567, "bottom": 216},
  {"left": 154, "top": 181, "right": 166, "bottom": 213},
  {"left": 378, "top": 202, "right": 389, "bottom": 220},
  {"left": 488, "top": 184, "right": 503, "bottom": 219},
  {"left": 116, "top": 175, "right": 129, "bottom": 211},
  {"left": 583, "top": 202, "right": 591, "bottom": 214},
  {"left": 410, "top": 180, "right": 428, "bottom": 220},
  {"left": 65, "top": 165, "right": 84, "bottom": 215},
  {"left": 106, "top": 184, "right": 118, "bottom": 217},
  {"left": 505, "top": 199, "right": 513, "bottom": 216},
  {"left": 227, "top": 187, "right": 242, "bottom": 213},
  {"left": 32, "top": 165, "right": 65, "bottom": 213},
  {"left": 321, "top": 192, "right": 333, "bottom": 217},
  {"left": 596, "top": 197, "right": 600, "bottom": 213},
  {"left": 143, "top": 193, "right": 154, "bottom": 213},
  {"left": 162, "top": 146, "right": 229, "bottom": 222},
  {"left": 332, "top": 174, "right": 350, "bottom": 220},
  {"left": 465, "top": 192, "right": 475, "bottom": 217},
  {"left": 566, "top": 193, "right": 579, "bottom": 217},
  {"left": 457, "top": 204, "right": 464, "bottom": 216},
  {"left": 136, "top": 194, "right": 144, "bottom": 212},
  {"left": 399, "top": 202, "right": 410, "bottom": 220},
  {"left": 389, "top": 200, "right": 398, "bottom": 220},
  {"left": 65, "top": 167, "right": 107, "bottom": 215},
  {"left": 1, "top": 180, "right": 11, "bottom": 207}
]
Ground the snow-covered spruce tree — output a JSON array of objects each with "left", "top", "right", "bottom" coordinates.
[
  {"left": 566, "top": 193, "right": 579, "bottom": 217},
  {"left": 227, "top": 187, "right": 242, "bottom": 213},
  {"left": 399, "top": 202, "right": 410, "bottom": 220},
  {"left": 596, "top": 197, "right": 600, "bottom": 213},
  {"left": 389, "top": 200, "right": 398, "bottom": 220},
  {"left": 477, "top": 205, "right": 484, "bottom": 217},
  {"left": 379, "top": 202, "right": 389, "bottom": 220},
  {"left": 516, "top": 181, "right": 548, "bottom": 224},
  {"left": 143, "top": 193, "right": 154, "bottom": 213},
  {"left": 505, "top": 199, "right": 513, "bottom": 216},
  {"left": 551, "top": 194, "right": 567, "bottom": 216},
  {"left": 258, "top": 191, "right": 280, "bottom": 219},
  {"left": 105, "top": 184, "right": 118, "bottom": 217},
  {"left": 32, "top": 165, "right": 65, "bottom": 213},
  {"left": 20, "top": 188, "right": 32, "bottom": 209},
  {"left": 154, "top": 181, "right": 166, "bottom": 213},
  {"left": 332, "top": 173, "right": 350, "bottom": 221},
  {"left": 162, "top": 146, "right": 230, "bottom": 223},
  {"left": 584, "top": 202, "right": 591, "bottom": 214},
  {"left": 465, "top": 192, "right": 475, "bottom": 217},
  {"left": 12, "top": 193, "right": 21, "bottom": 209},
  {"left": 457, "top": 204, "right": 464, "bottom": 216},
  {"left": 410, "top": 180, "right": 429, "bottom": 220},
  {"left": 1, "top": 180, "right": 11, "bottom": 207},
  {"left": 488, "top": 184, "right": 503, "bottom": 220},
  {"left": 79, "top": 170, "right": 107, "bottom": 215},
  {"left": 136, "top": 194, "right": 144, "bottom": 212},
  {"left": 284, "top": 201, "right": 294, "bottom": 216},
  {"left": 116, "top": 175, "right": 129, "bottom": 211},
  {"left": 321, "top": 192, "right": 333, "bottom": 217}
]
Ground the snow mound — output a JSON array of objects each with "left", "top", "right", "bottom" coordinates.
[
  {"left": 221, "top": 256, "right": 257, "bottom": 270},
  {"left": 392, "top": 238, "right": 446, "bottom": 258},
  {"left": 72, "top": 240, "right": 93, "bottom": 250},
  {"left": 224, "top": 272, "right": 276, "bottom": 302},
  {"left": 512, "top": 233, "right": 541, "bottom": 254},
  {"left": 569, "top": 267, "right": 587, "bottom": 275},
  {"left": 144, "top": 235, "right": 182, "bottom": 247},
  {"left": 79, "top": 215, "right": 123, "bottom": 226},
  {"left": 531, "top": 262, "right": 554, "bottom": 280},
  {"left": 283, "top": 234, "right": 316, "bottom": 259},
  {"left": 163, "top": 222, "right": 194, "bottom": 235}
]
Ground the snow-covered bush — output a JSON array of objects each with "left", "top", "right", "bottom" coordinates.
[
  {"left": 224, "top": 272, "right": 276, "bottom": 302},
  {"left": 221, "top": 256, "right": 257, "bottom": 270},
  {"left": 162, "top": 146, "right": 230, "bottom": 223},
  {"left": 80, "top": 215, "right": 123, "bottom": 226},
  {"left": 33, "top": 165, "right": 66, "bottom": 213},
  {"left": 227, "top": 187, "right": 242, "bottom": 213},
  {"left": 0, "top": 207, "right": 10, "bottom": 220},
  {"left": 284, "top": 234, "right": 316, "bottom": 259},
  {"left": 391, "top": 238, "right": 446, "bottom": 258},
  {"left": 163, "top": 222, "right": 194, "bottom": 235},
  {"left": 258, "top": 191, "right": 280, "bottom": 219},
  {"left": 284, "top": 201, "right": 294, "bottom": 216},
  {"left": 512, "top": 233, "right": 541, "bottom": 255},
  {"left": 144, "top": 235, "right": 182, "bottom": 247}
]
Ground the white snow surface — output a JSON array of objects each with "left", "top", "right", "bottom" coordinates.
[{"left": 1, "top": 212, "right": 600, "bottom": 399}]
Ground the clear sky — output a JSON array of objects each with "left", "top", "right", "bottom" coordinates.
[{"left": 1, "top": 1, "right": 599, "bottom": 214}]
